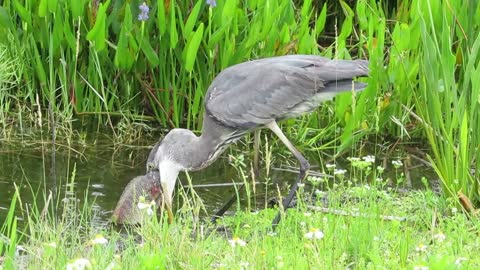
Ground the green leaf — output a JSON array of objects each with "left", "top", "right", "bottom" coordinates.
[
  {"left": 356, "top": 0, "right": 367, "bottom": 30},
  {"left": 114, "top": 4, "right": 134, "bottom": 70},
  {"left": 48, "top": 0, "right": 58, "bottom": 13},
  {"left": 32, "top": 40, "right": 47, "bottom": 85},
  {"left": 280, "top": 24, "right": 290, "bottom": 44},
  {"left": 13, "top": 0, "right": 32, "bottom": 25},
  {"left": 300, "top": 0, "right": 312, "bottom": 19},
  {"left": 169, "top": 4, "right": 178, "bottom": 49},
  {"left": 460, "top": 111, "right": 468, "bottom": 171},
  {"left": 0, "top": 7, "right": 13, "bottom": 31},
  {"left": 86, "top": 0, "right": 111, "bottom": 51},
  {"left": 222, "top": 0, "right": 237, "bottom": 26},
  {"left": 315, "top": 3, "right": 327, "bottom": 35},
  {"left": 208, "top": 22, "right": 229, "bottom": 49},
  {"left": 63, "top": 13, "right": 77, "bottom": 51},
  {"left": 184, "top": 23, "right": 204, "bottom": 72},
  {"left": 141, "top": 39, "right": 160, "bottom": 67},
  {"left": 52, "top": 5, "right": 64, "bottom": 52},
  {"left": 38, "top": 0, "right": 48, "bottom": 17},
  {"left": 183, "top": 1, "right": 202, "bottom": 39},
  {"left": 71, "top": 0, "right": 85, "bottom": 18},
  {"left": 157, "top": 0, "right": 166, "bottom": 36}
]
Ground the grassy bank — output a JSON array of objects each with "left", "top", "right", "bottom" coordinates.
[{"left": 1, "top": 167, "right": 479, "bottom": 269}]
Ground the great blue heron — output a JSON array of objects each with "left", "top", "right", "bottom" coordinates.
[{"left": 147, "top": 54, "right": 369, "bottom": 227}]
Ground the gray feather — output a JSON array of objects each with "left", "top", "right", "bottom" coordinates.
[{"left": 205, "top": 55, "right": 369, "bottom": 129}]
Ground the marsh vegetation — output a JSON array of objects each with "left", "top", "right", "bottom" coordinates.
[{"left": 1, "top": 0, "right": 480, "bottom": 269}]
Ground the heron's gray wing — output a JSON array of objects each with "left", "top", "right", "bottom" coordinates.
[{"left": 205, "top": 55, "right": 368, "bottom": 129}]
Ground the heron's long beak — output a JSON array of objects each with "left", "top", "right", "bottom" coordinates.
[
  {"left": 161, "top": 183, "right": 174, "bottom": 224},
  {"left": 165, "top": 202, "right": 174, "bottom": 224}
]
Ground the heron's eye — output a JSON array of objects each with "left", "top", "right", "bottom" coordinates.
[{"left": 146, "top": 162, "right": 154, "bottom": 170}]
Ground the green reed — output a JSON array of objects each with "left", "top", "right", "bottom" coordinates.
[{"left": 1, "top": 0, "right": 480, "bottom": 202}]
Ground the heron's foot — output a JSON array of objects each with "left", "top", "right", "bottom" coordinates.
[{"left": 271, "top": 171, "right": 308, "bottom": 229}]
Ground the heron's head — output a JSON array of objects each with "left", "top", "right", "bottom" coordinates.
[{"left": 145, "top": 129, "right": 196, "bottom": 223}]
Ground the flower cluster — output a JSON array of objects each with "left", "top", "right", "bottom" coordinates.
[{"left": 138, "top": 2, "right": 149, "bottom": 21}]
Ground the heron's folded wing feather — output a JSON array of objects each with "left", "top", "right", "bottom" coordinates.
[
  {"left": 205, "top": 56, "right": 368, "bottom": 129},
  {"left": 206, "top": 66, "right": 322, "bottom": 128}
]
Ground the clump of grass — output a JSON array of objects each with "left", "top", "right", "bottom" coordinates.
[{"left": 2, "top": 163, "right": 479, "bottom": 269}]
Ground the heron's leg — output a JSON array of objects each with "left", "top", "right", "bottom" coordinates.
[
  {"left": 253, "top": 129, "right": 261, "bottom": 178},
  {"left": 266, "top": 121, "right": 310, "bottom": 228},
  {"left": 211, "top": 184, "right": 245, "bottom": 224}
]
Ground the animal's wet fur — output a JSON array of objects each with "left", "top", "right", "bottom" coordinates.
[{"left": 111, "top": 171, "right": 163, "bottom": 225}]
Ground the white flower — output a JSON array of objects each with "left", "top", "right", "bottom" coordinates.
[
  {"left": 239, "top": 261, "right": 250, "bottom": 269},
  {"left": 413, "top": 266, "right": 429, "bottom": 270},
  {"left": 276, "top": 256, "right": 284, "bottom": 268},
  {"left": 433, "top": 233, "right": 446, "bottom": 243},
  {"left": 304, "top": 228, "right": 324, "bottom": 240},
  {"left": 307, "top": 176, "right": 322, "bottom": 183},
  {"left": 297, "top": 183, "right": 305, "bottom": 188},
  {"left": 451, "top": 207, "right": 458, "bottom": 214},
  {"left": 392, "top": 160, "right": 403, "bottom": 168},
  {"left": 347, "top": 157, "right": 361, "bottom": 162},
  {"left": 334, "top": 169, "right": 347, "bottom": 175},
  {"left": 138, "top": 197, "right": 156, "bottom": 216},
  {"left": 326, "top": 163, "right": 336, "bottom": 170},
  {"left": 303, "top": 212, "right": 312, "bottom": 217},
  {"left": 137, "top": 196, "right": 149, "bottom": 210},
  {"left": 105, "top": 261, "right": 116, "bottom": 270},
  {"left": 376, "top": 166, "right": 385, "bottom": 173},
  {"left": 415, "top": 243, "right": 428, "bottom": 252},
  {"left": 146, "top": 207, "right": 154, "bottom": 216},
  {"left": 228, "top": 237, "right": 247, "bottom": 247},
  {"left": 89, "top": 234, "right": 108, "bottom": 245},
  {"left": 299, "top": 221, "right": 306, "bottom": 227},
  {"left": 363, "top": 155, "right": 375, "bottom": 163},
  {"left": 66, "top": 258, "right": 92, "bottom": 270},
  {"left": 455, "top": 257, "right": 468, "bottom": 265}
]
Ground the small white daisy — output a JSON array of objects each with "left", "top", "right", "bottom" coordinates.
[
  {"left": 326, "top": 163, "right": 336, "bottom": 170},
  {"left": 66, "top": 258, "right": 92, "bottom": 270},
  {"left": 433, "top": 232, "right": 446, "bottom": 243},
  {"left": 89, "top": 234, "right": 108, "bottom": 245},
  {"left": 304, "top": 228, "right": 324, "bottom": 240},
  {"left": 392, "top": 160, "right": 403, "bottom": 168},
  {"left": 347, "top": 157, "right": 361, "bottom": 162},
  {"left": 455, "top": 257, "right": 468, "bottom": 265},
  {"left": 415, "top": 243, "right": 428, "bottom": 253},
  {"left": 228, "top": 237, "right": 247, "bottom": 247},
  {"left": 363, "top": 155, "right": 375, "bottom": 163}
]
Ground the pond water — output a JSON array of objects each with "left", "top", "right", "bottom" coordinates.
[
  {"left": 0, "top": 129, "right": 437, "bottom": 230},
  {"left": 0, "top": 130, "right": 299, "bottom": 229}
]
